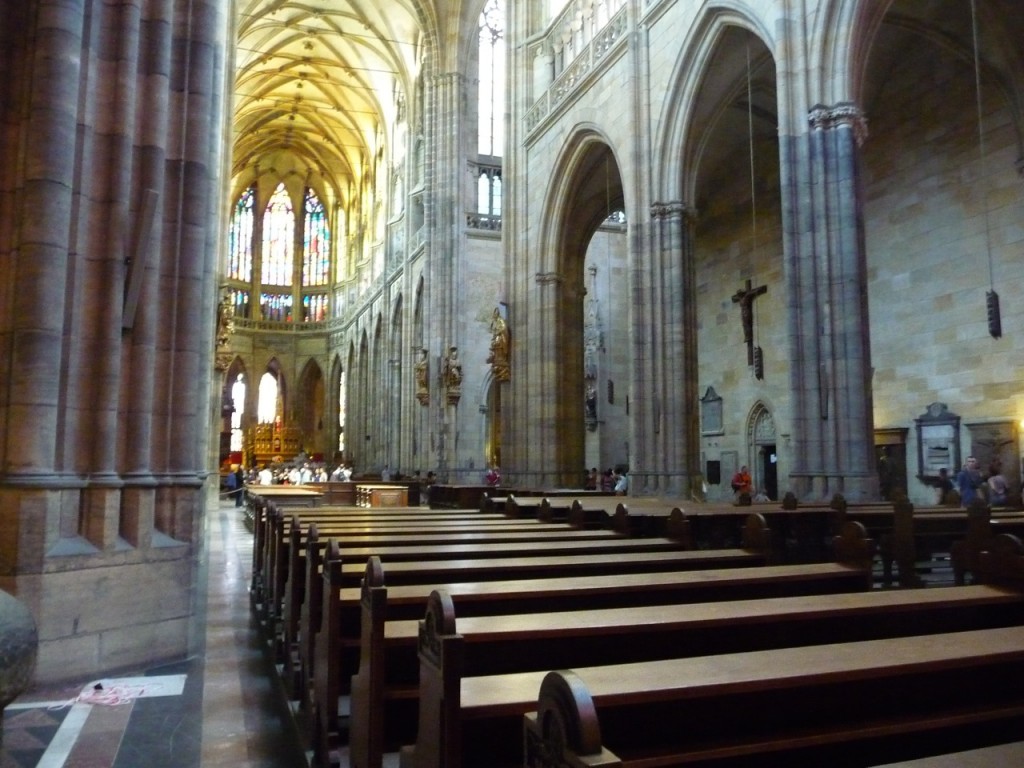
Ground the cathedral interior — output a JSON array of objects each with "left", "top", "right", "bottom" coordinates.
[{"left": 1, "top": 0, "right": 1024, "bottom": 761}]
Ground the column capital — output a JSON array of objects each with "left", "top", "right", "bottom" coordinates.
[{"left": 809, "top": 102, "right": 868, "bottom": 146}]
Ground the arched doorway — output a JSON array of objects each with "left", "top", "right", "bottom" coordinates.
[{"left": 747, "top": 402, "right": 777, "bottom": 500}]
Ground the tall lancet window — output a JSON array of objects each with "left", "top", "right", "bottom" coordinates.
[
  {"left": 303, "top": 189, "right": 330, "bottom": 287},
  {"left": 302, "top": 188, "right": 330, "bottom": 322},
  {"left": 475, "top": 0, "right": 504, "bottom": 224},
  {"left": 262, "top": 183, "right": 294, "bottom": 287},
  {"left": 228, "top": 186, "right": 254, "bottom": 282},
  {"left": 478, "top": 0, "right": 505, "bottom": 158}
]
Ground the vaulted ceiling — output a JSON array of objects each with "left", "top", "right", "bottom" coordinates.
[{"left": 231, "top": 0, "right": 433, "bottom": 200}]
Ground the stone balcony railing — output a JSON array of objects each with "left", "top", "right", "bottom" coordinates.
[{"left": 526, "top": 0, "right": 629, "bottom": 136}]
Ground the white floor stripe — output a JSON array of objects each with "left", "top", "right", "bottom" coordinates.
[
  {"left": 34, "top": 703, "right": 91, "bottom": 768},
  {"left": 6, "top": 673, "right": 188, "bottom": 767}
]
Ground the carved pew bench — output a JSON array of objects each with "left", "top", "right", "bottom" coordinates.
[{"left": 519, "top": 626, "right": 1024, "bottom": 768}]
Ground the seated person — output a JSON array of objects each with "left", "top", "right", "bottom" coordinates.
[
  {"left": 731, "top": 465, "right": 753, "bottom": 495},
  {"left": 988, "top": 465, "right": 1009, "bottom": 506}
]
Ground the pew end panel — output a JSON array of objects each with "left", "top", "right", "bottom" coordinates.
[
  {"left": 398, "top": 590, "right": 465, "bottom": 768},
  {"left": 569, "top": 500, "right": 609, "bottom": 530},
  {"left": 740, "top": 512, "right": 774, "bottom": 561},
  {"left": 665, "top": 509, "right": 694, "bottom": 547},
  {"left": 832, "top": 521, "right": 878, "bottom": 589},
  {"left": 312, "top": 541, "right": 356, "bottom": 768},
  {"left": 350, "top": 557, "right": 389, "bottom": 768},
  {"left": 522, "top": 632, "right": 1024, "bottom": 768},
  {"left": 975, "top": 533, "right": 1024, "bottom": 590},
  {"left": 523, "top": 671, "right": 622, "bottom": 768}
]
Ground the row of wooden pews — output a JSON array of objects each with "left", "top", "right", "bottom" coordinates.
[
  {"left": 518, "top": 534, "right": 1024, "bottom": 768},
  {"left": 245, "top": 488, "right": 1024, "bottom": 767}
]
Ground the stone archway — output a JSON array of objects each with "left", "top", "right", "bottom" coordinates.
[{"left": 747, "top": 402, "right": 778, "bottom": 500}]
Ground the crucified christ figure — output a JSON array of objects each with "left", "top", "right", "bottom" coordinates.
[{"left": 731, "top": 278, "right": 767, "bottom": 366}]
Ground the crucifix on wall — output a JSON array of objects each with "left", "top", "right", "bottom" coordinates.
[{"left": 732, "top": 278, "right": 767, "bottom": 367}]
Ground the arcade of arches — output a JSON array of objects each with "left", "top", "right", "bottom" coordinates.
[{"left": 1, "top": 0, "right": 1023, "bottom": 683}]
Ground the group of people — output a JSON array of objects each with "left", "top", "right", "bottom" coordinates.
[
  {"left": 947, "top": 456, "right": 1012, "bottom": 507},
  {"left": 585, "top": 467, "right": 629, "bottom": 495}
]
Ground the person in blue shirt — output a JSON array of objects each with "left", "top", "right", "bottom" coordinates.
[{"left": 955, "top": 456, "right": 983, "bottom": 506}]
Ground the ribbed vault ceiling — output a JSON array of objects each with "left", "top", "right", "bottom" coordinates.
[{"left": 232, "top": 0, "right": 428, "bottom": 197}]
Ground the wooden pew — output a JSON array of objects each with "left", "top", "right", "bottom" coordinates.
[
  {"left": 357, "top": 525, "right": 1014, "bottom": 768},
  {"left": 884, "top": 501, "right": 1024, "bottom": 587},
  {"left": 257, "top": 503, "right": 538, "bottom": 643},
  {"left": 951, "top": 506, "right": 1024, "bottom": 585},
  {"left": 309, "top": 514, "right": 782, "bottom": 765},
  {"left": 396, "top": 577, "right": 1024, "bottom": 768},
  {"left": 519, "top": 625, "right": 1024, "bottom": 768},
  {"left": 262, "top": 506, "right": 574, "bottom": 628},
  {"left": 282, "top": 521, "right": 666, "bottom": 692},
  {"left": 278, "top": 516, "right": 629, "bottom": 697},
  {"left": 429, "top": 484, "right": 502, "bottom": 509},
  {"left": 317, "top": 521, "right": 870, "bottom": 766},
  {"left": 247, "top": 485, "right": 324, "bottom": 507}
]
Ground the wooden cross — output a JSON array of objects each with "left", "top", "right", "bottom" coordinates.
[{"left": 731, "top": 279, "right": 768, "bottom": 366}]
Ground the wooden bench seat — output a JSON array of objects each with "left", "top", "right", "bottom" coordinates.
[
  {"left": 283, "top": 526, "right": 687, "bottom": 685},
  {"left": 355, "top": 575, "right": 1021, "bottom": 767},
  {"left": 508, "top": 625, "right": 1024, "bottom": 768},
  {"left": 246, "top": 486, "right": 324, "bottom": 507},
  {"left": 428, "top": 484, "right": 503, "bottom": 509},
  {"left": 276, "top": 517, "right": 630, "bottom": 697},
  {"left": 278, "top": 522, "right": 631, "bottom": 696},
  {"left": 951, "top": 507, "right": 1024, "bottom": 585},
  {"left": 312, "top": 521, "right": 872, "bottom": 766},
  {"left": 261, "top": 510, "right": 583, "bottom": 623},
  {"left": 883, "top": 503, "right": 1024, "bottom": 587}
]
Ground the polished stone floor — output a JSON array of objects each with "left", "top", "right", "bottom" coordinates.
[{"left": 1, "top": 500, "right": 304, "bottom": 768}]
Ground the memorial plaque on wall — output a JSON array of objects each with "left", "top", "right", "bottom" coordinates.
[
  {"left": 700, "top": 386, "right": 723, "bottom": 435},
  {"left": 914, "top": 402, "right": 960, "bottom": 480}
]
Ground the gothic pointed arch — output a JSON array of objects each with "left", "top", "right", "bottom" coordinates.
[
  {"left": 746, "top": 400, "right": 779, "bottom": 499},
  {"left": 523, "top": 127, "right": 626, "bottom": 486},
  {"left": 297, "top": 359, "right": 325, "bottom": 458},
  {"left": 655, "top": 7, "right": 774, "bottom": 200}
]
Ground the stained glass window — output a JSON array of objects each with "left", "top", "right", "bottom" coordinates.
[
  {"left": 229, "top": 288, "right": 250, "bottom": 319},
  {"left": 303, "top": 189, "right": 330, "bottom": 287},
  {"left": 302, "top": 294, "right": 328, "bottom": 323},
  {"left": 260, "top": 293, "right": 293, "bottom": 322},
  {"left": 228, "top": 186, "right": 254, "bottom": 281},
  {"left": 262, "top": 183, "right": 294, "bottom": 286}
]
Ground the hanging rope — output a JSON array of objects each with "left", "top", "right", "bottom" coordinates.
[
  {"left": 970, "top": 0, "right": 1002, "bottom": 338},
  {"left": 747, "top": 44, "right": 764, "bottom": 377},
  {"left": 746, "top": 44, "right": 758, "bottom": 262},
  {"left": 970, "top": 0, "right": 995, "bottom": 290}
]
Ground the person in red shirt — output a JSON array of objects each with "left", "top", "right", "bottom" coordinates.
[{"left": 731, "top": 465, "right": 752, "bottom": 495}]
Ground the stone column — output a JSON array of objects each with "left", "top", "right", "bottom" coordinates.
[
  {"left": 122, "top": 0, "right": 174, "bottom": 547},
  {"left": 422, "top": 71, "right": 466, "bottom": 481},
  {"left": 3, "top": 0, "right": 85, "bottom": 482},
  {"left": 783, "top": 103, "right": 876, "bottom": 500},
  {"left": 630, "top": 201, "right": 699, "bottom": 497}
]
